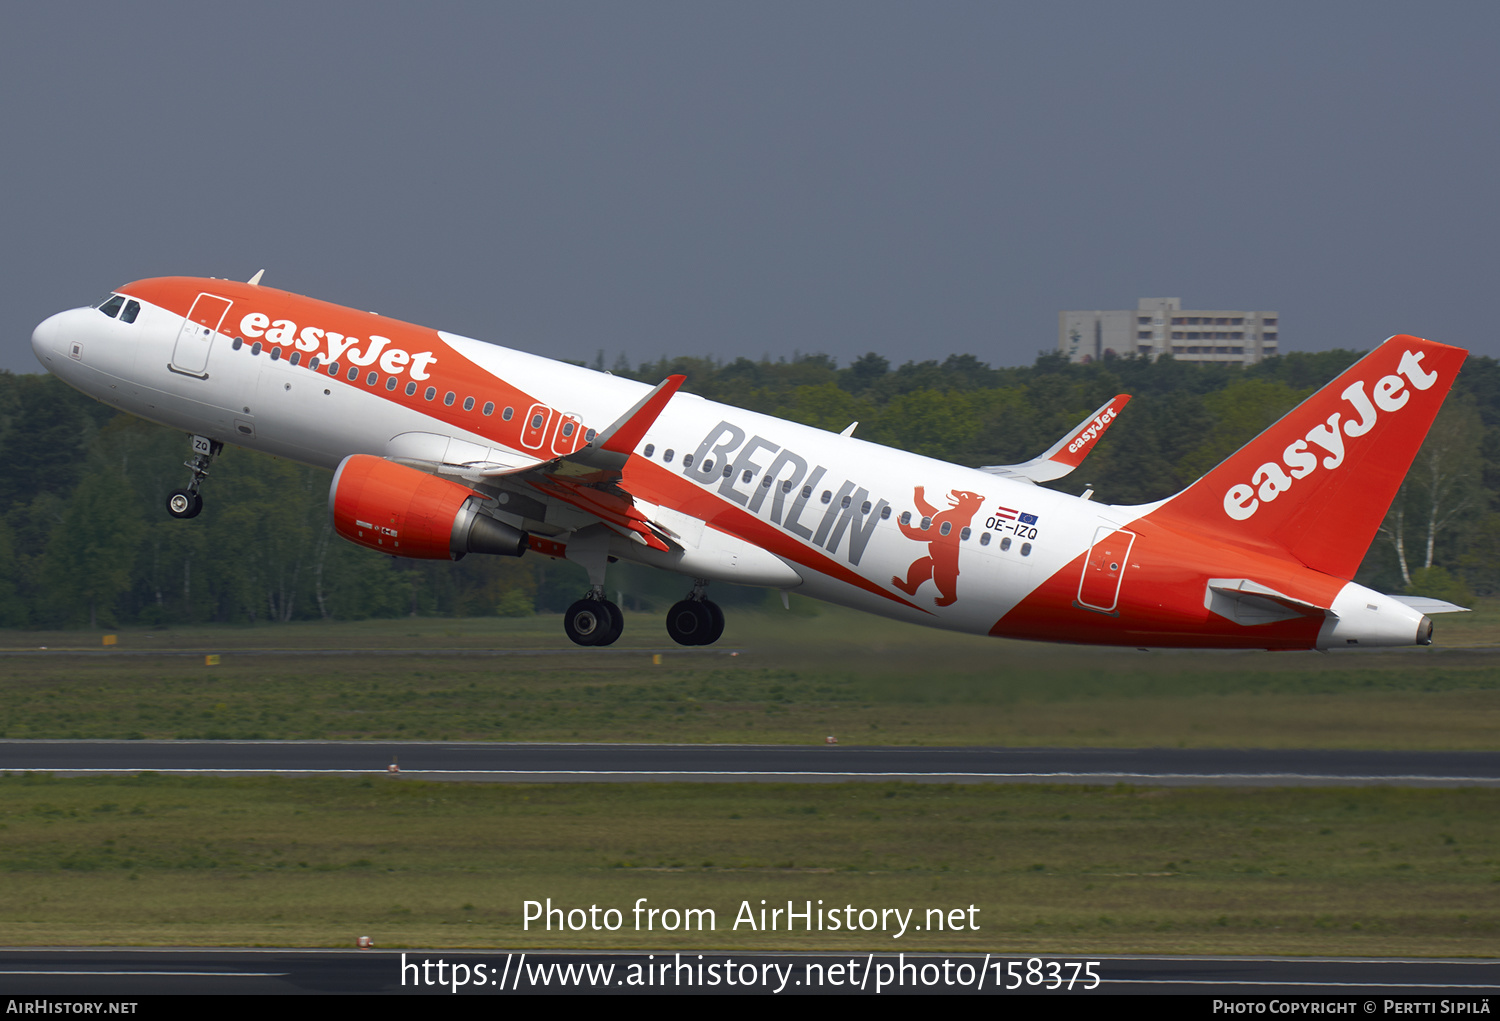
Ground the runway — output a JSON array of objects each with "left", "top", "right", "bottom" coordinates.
[{"left": 1, "top": 740, "right": 1496, "bottom": 785}]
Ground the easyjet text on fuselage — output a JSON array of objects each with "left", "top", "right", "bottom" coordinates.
[{"left": 238, "top": 311, "right": 438, "bottom": 380}]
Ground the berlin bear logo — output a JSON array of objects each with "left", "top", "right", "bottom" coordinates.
[{"left": 892, "top": 487, "right": 985, "bottom": 607}]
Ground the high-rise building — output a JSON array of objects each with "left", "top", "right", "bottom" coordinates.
[{"left": 1059, "top": 298, "right": 1279, "bottom": 365}]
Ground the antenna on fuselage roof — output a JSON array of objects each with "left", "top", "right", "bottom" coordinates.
[{"left": 247, "top": 269, "right": 265, "bottom": 286}]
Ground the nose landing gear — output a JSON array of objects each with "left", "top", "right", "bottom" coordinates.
[
  {"left": 166, "top": 489, "right": 203, "bottom": 519},
  {"left": 165, "top": 434, "right": 220, "bottom": 520},
  {"left": 666, "top": 580, "right": 724, "bottom": 646}
]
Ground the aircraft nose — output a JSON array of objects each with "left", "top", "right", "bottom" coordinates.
[{"left": 31, "top": 311, "right": 64, "bottom": 367}]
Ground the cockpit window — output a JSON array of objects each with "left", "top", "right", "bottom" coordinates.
[
  {"left": 119, "top": 300, "right": 141, "bottom": 323},
  {"left": 96, "top": 295, "right": 125, "bottom": 318}
]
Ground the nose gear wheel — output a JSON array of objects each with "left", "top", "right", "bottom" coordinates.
[{"left": 166, "top": 489, "right": 203, "bottom": 519}]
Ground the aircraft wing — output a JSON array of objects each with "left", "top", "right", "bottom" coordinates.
[
  {"left": 979, "top": 393, "right": 1130, "bottom": 484},
  {"left": 385, "top": 375, "right": 689, "bottom": 553}
]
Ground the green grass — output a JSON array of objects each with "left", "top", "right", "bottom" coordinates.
[
  {"left": 0, "top": 774, "right": 1494, "bottom": 954},
  {"left": 0, "top": 604, "right": 1497, "bottom": 747},
  {"left": 1, "top": 606, "right": 1494, "bottom": 954}
]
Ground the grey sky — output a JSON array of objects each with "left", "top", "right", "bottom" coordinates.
[{"left": 5, "top": 1, "right": 1498, "bottom": 374}]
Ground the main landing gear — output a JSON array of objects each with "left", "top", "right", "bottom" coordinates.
[
  {"left": 165, "top": 434, "right": 221, "bottom": 520},
  {"left": 559, "top": 580, "right": 725, "bottom": 648},
  {"left": 563, "top": 588, "right": 624, "bottom": 647},
  {"left": 666, "top": 580, "right": 723, "bottom": 647}
]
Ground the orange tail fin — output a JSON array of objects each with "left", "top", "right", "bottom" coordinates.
[{"left": 1155, "top": 335, "right": 1467, "bottom": 580}]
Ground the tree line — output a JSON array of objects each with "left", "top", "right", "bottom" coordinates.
[{"left": 0, "top": 346, "right": 1493, "bottom": 629}]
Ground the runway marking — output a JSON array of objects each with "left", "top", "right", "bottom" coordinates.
[
  {"left": 3, "top": 767, "right": 1496, "bottom": 784},
  {"left": 0, "top": 969, "right": 287, "bottom": 977}
]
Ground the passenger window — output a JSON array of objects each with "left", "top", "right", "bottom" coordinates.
[
  {"left": 981, "top": 532, "right": 992, "bottom": 546},
  {"left": 366, "top": 371, "right": 378, "bottom": 385},
  {"left": 880, "top": 506, "right": 891, "bottom": 519},
  {"left": 502, "top": 407, "right": 514, "bottom": 421},
  {"left": 920, "top": 517, "right": 931, "bottom": 530},
  {"left": 347, "top": 367, "right": 359, "bottom": 381},
  {"left": 290, "top": 352, "right": 301, "bottom": 366},
  {"left": 406, "top": 382, "right": 417, "bottom": 396},
  {"left": 425, "top": 387, "right": 436, "bottom": 401},
  {"left": 999, "top": 536, "right": 1011, "bottom": 551},
  {"left": 960, "top": 526, "right": 971, "bottom": 540},
  {"left": 251, "top": 342, "right": 263, "bottom": 355},
  {"left": 120, "top": 300, "right": 141, "bottom": 323},
  {"left": 644, "top": 444, "right": 655, "bottom": 458},
  {"left": 445, "top": 392, "right": 456, "bottom": 406},
  {"left": 482, "top": 402, "right": 494, "bottom": 415},
  {"left": 463, "top": 396, "right": 475, "bottom": 411},
  {"left": 1021, "top": 542, "right": 1032, "bottom": 556},
  {"left": 683, "top": 454, "right": 694, "bottom": 468},
  {"left": 327, "top": 361, "right": 340, "bottom": 375},
  {"left": 386, "top": 377, "right": 397, "bottom": 391},
  {"left": 940, "top": 521, "right": 952, "bottom": 536},
  {"left": 97, "top": 295, "right": 124, "bottom": 318},
  {"left": 232, "top": 338, "right": 244, "bottom": 351},
  {"left": 270, "top": 347, "right": 281, "bottom": 361},
  {"left": 900, "top": 511, "right": 911, "bottom": 525}
]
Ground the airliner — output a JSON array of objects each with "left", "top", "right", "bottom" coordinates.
[{"left": 31, "top": 273, "right": 1468, "bottom": 649}]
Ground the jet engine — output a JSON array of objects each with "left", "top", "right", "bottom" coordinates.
[{"left": 329, "top": 454, "right": 527, "bottom": 560}]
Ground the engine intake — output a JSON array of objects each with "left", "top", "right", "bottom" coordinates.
[{"left": 329, "top": 454, "right": 527, "bottom": 560}]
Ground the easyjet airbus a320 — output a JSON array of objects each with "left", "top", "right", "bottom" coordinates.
[{"left": 32, "top": 274, "right": 1468, "bottom": 649}]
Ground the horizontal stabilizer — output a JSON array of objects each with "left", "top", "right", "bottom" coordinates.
[
  {"left": 1205, "top": 577, "right": 1331, "bottom": 626},
  {"left": 980, "top": 394, "right": 1130, "bottom": 484},
  {"left": 1386, "top": 594, "right": 1471, "bottom": 614}
]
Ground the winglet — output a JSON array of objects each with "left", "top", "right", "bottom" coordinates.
[
  {"left": 247, "top": 269, "right": 265, "bottom": 286},
  {"left": 572, "top": 375, "right": 686, "bottom": 470},
  {"left": 1040, "top": 394, "right": 1131, "bottom": 469},
  {"left": 980, "top": 394, "right": 1130, "bottom": 483}
]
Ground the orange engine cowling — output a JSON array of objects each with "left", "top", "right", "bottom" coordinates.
[{"left": 329, "top": 454, "right": 527, "bottom": 560}]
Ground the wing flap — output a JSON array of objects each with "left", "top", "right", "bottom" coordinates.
[{"left": 384, "top": 376, "right": 691, "bottom": 553}]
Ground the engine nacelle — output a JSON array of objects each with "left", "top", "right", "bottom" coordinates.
[{"left": 329, "top": 454, "right": 527, "bottom": 560}]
